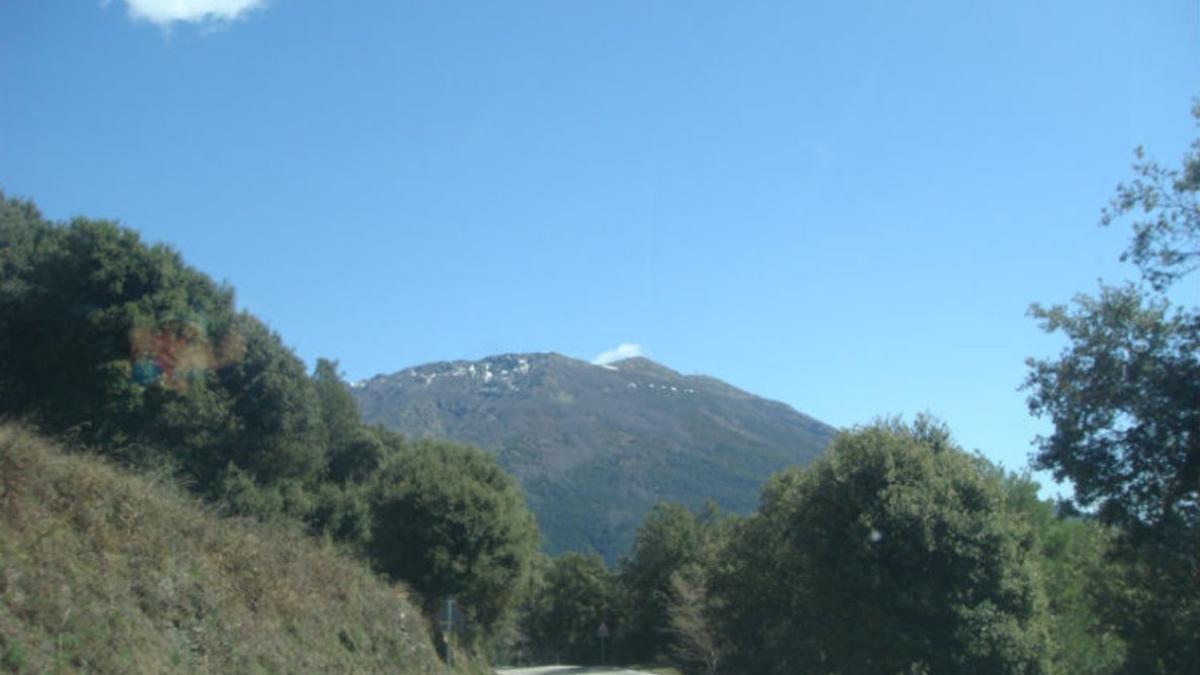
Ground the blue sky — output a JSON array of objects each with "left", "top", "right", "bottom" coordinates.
[{"left": 2, "top": 1, "right": 1197, "bottom": 496}]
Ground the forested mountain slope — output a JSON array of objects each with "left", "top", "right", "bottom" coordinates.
[{"left": 354, "top": 353, "right": 837, "bottom": 559}]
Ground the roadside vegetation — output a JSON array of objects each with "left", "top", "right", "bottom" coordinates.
[{"left": 0, "top": 424, "right": 445, "bottom": 673}]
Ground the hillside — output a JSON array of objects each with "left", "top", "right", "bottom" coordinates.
[
  {"left": 1, "top": 196, "right": 541, "bottom": 662},
  {"left": 0, "top": 424, "right": 447, "bottom": 674},
  {"left": 353, "top": 353, "right": 838, "bottom": 559}
]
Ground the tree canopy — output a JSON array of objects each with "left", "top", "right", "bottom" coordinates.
[
  {"left": 368, "top": 439, "right": 540, "bottom": 646},
  {"left": 1025, "top": 287, "right": 1197, "bottom": 533},
  {"left": 713, "top": 418, "right": 1054, "bottom": 675},
  {"left": 617, "top": 501, "right": 725, "bottom": 663},
  {"left": 519, "top": 552, "right": 616, "bottom": 664},
  {"left": 1024, "top": 104, "right": 1200, "bottom": 673},
  {"left": 1100, "top": 102, "right": 1200, "bottom": 291},
  {"left": 0, "top": 195, "right": 322, "bottom": 490}
]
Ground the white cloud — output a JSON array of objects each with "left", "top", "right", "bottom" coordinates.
[
  {"left": 592, "top": 343, "right": 645, "bottom": 366},
  {"left": 117, "top": 0, "right": 268, "bottom": 27}
]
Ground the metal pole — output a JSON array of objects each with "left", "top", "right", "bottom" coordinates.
[
  {"left": 445, "top": 599, "right": 454, "bottom": 672},
  {"left": 596, "top": 621, "right": 610, "bottom": 666}
]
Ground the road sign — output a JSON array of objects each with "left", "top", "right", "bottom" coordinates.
[
  {"left": 597, "top": 621, "right": 610, "bottom": 664},
  {"left": 435, "top": 598, "right": 459, "bottom": 671},
  {"left": 435, "top": 597, "right": 461, "bottom": 634}
]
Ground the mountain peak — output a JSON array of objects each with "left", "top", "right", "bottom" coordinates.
[{"left": 604, "top": 356, "right": 680, "bottom": 378}]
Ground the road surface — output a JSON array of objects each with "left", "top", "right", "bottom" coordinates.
[{"left": 494, "top": 662, "right": 657, "bottom": 667}]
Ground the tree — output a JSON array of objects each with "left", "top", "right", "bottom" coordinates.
[
  {"left": 662, "top": 565, "right": 724, "bottom": 675},
  {"left": 0, "top": 193, "right": 409, "bottom": 554},
  {"left": 1025, "top": 288, "right": 1197, "bottom": 533},
  {"left": 0, "top": 202, "right": 238, "bottom": 451},
  {"left": 617, "top": 501, "right": 725, "bottom": 663},
  {"left": 713, "top": 418, "right": 1054, "bottom": 674},
  {"left": 1100, "top": 102, "right": 1200, "bottom": 291},
  {"left": 520, "top": 552, "right": 616, "bottom": 664},
  {"left": 313, "top": 358, "right": 393, "bottom": 483},
  {"left": 992, "top": 469, "right": 1126, "bottom": 674},
  {"left": 0, "top": 195, "right": 336, "bottom": 494},
  {"left": 367, "top": 439, "right": 539, "bottom": 647},
  {"left": 1026, "top": 101, "right": 1200, "bottom": 534},
  {"left": 709, "top": 472, "right": 816, "bottom": 674},
  {"left": 313, "top": 359, "right": 360, "bottom": 450},
  {"left": 1024, "top": 104, "right": 1200, "bottom": 673}
]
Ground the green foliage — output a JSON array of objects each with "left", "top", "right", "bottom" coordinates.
[
  {"left": 1100, "top": 102, "right": 1200, "bottom": 291},
  {"left": 520, "top": 552, "right": 616, "bottom": 664},
  {"left": 708, "top": 469, "right": 815, "bottom": 674},
  {"left": 314, "top": 359, "right": 394, "bottom": 484},
  {"left": 1088, "top": 540, "right": 1200, "bottom": 675},
  {"left": 1025, "top": 287, "right": 1198, "bottom": 533},
  {"left": 1039, "top": 519, "right": 1126, "bottom": 674},
  {"left": 0, "top": 424, "right": 445, "bottom": 674},
  {"left": 713, "top": 418, "right": 1054, "bottom": 675},
  {"left": 662, "top": 564, "right": 724, "bottom": 675},
  {"left": 617, "top": 501, "right": 727, "bottom": 663},
  {"left": 994, "top": 471, "right": 1126, "bottom": 673},
  {"left": 1025, "top": 103, "right": 1200, "bottom": 673},
  {"left": 315, "top": 359, "right": 360, "bottom": 446},
  {"left": 0, "top": 204, "right": 232, "bottom": 448},
  {"left": 0, "top": 194, "right": 327, "bottom": 495},
  {"left": 368, "top": 439, "right": 540, "bottom": 648},
  {"left": 0, "top": 194, "right": 546, "bottom": 668},
  {"left": 309, "top": 480, "right": 374, "bottom": 545},
  {"left": 216, "top": 317, "right": 326, "bottom": 484}
]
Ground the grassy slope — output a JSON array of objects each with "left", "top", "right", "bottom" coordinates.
[{"left": 0, "top": 424, "right": 445, "bottom": 674}]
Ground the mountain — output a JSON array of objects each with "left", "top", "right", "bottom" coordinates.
[{"left": 352, "top": 353, "right": 838, "bottom": 560}]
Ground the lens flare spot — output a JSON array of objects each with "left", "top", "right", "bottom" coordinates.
[
  {"left": 127, "top": 315, "right": 245, "bottom": 392},
  {"left": 131, "top": 359, "right": 162, "bottom": 386}
]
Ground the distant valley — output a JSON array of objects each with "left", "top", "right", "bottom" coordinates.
[{"left": 352, "top": 353, "right": 838, "bottom": 560}]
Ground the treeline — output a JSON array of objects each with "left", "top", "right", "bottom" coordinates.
[
  {"left": 0, "top": 195, "right": 539, "bottom": 657},
  {"left": 514, "top": 419, "right": 1121, "bottom": 673}
]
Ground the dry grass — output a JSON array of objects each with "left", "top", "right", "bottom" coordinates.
[{"left": 0, "top": 423, "right": 446, "bottom": 673}]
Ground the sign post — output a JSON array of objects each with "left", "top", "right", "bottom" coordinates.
[
  {"left": 437, "top": 597, "right": 457, "bottom": 672},
  {"left": 596, "top": 621, "right": 610, "bottom": 665}
]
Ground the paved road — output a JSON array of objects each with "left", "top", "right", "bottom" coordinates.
[{"left": 494, "top": 662, "right": 657, "bottom": 667}]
